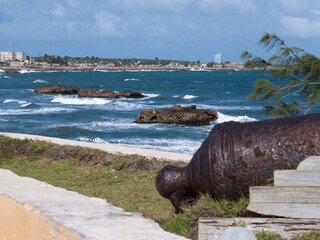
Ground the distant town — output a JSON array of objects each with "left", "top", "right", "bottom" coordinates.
[{"left": 0, "top": 51, "right": 244, "bottom": 72}]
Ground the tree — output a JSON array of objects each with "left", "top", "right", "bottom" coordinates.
[{"left": 241, "top": 33, "right": 320, "bottom": 117}]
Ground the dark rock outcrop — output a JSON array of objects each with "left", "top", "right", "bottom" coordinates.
[
  {"left": 155, "top": 113, "right": 320, "bottom": 213},
  {"left": 78, "top": 89, "right": 145, "bottom": 99},
  {"left": 135, "top": 105, "right": 218, "bottom": 126},
  {"left": 34, "top": 86, "right": 145, "bottom": 99},
  {"left": 34, "top": 86, "right": 82, "bottom": 94}
]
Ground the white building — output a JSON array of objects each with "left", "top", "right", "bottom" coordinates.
[
  {"left": 0, "top": 51, "right": 14, "bottom": 62},
  {"left": 0, "top": 51, "right": 26, "bottom": 62},
  {"left": 214, "top": 52, "right": 222, "bottom": 64},
  {"left": 14, "top": 52, "right": 26, "bottom": 61}
]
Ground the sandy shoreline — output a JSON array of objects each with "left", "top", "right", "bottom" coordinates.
[{"left": 0, "top": 132, "right": 192, "bottom": 162}]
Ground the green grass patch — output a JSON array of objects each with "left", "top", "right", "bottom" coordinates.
[
  {"left": 0, "top": 135, "right": 253, "bottom": 239},
  {"left": 255, "top": 230, "right": 282, "bottom": 240},
  {"left": 291, "top": 231, "right": 320, "bottom": 240}
]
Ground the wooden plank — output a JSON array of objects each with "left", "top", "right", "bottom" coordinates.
[
  {"left": 249, "top": 186, "right": 320, "bottom": 203},
  {"left": 247, "top": 202, "right": 320, "bottom": 218},
  {"left": 274, "top": 170, "right": 320, "bottom": 186},
  {"left": 248, "top": 186, "right": 320, "bottom": 218},
  {"left": 198, "top": 217, "right": 320, "bottom": 240},
  {"left": 297, "top": 156, "right": 320, "bottom": 171},
  {"left": 198, "top": 218, "right": 234, "bottom": 240}
]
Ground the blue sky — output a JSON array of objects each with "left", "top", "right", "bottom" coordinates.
[{"left": 0, "top": 0, "right": 319, "bottom": 62}]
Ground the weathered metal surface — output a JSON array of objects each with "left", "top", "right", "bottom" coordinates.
[{"left": 156, "top": 113, "right": 320, "bottom": 212}]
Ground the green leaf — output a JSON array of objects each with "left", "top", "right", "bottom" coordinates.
[{"left": 242, "top": 32, "right": 320, "bottom": 117}]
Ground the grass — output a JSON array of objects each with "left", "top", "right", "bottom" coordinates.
[
  {"left": 291, "top": 231, "right": 320, "bottom": 240},
  {"left": 0, "top": 135, "right": 319, "bottom": 240},
  {"left": 0, "top": 135, "right": 234, "bottom": 239},
  {"left": 255, "top": 230, "right": 282, "bottom": 240}
]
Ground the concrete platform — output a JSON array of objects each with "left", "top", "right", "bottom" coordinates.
[
  {"left": 0, "top": 132, "right": 192, "bottom": 162},
  {"left": 0, "top": 169, "right": 188, "bottom": 240}
]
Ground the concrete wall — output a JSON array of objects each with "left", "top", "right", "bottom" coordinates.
[{"left": 0, "top": 195, "right": 81, "bottom": 240}]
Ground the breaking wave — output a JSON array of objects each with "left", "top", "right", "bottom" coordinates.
[
  {"left": 124, "top": 78, "right": 140, "bottom": 81},
  {"left": 143, "top": 93, "right": 160, "bottom": 98},
  {"left": 3, "top": 99, "right": 31, "bottom": 107},
  {"left": 0, "top": 107, "right": 75, "bottom": 115},
  {"left": 215, "top": 112, "right": 257, "bottom": 124},
  {"left": 19, "top": 69, "right": 38, "bottom": 74},
  {"left": 33, "top": 79, "right": 48, "bottom": 83},
  {"left": 51, "top": 96, "right": 112, "bottom": 105},
  {"left": 182, "top": 95, "right": 198, "bottom": 100}
]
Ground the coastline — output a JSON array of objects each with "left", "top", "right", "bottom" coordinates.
[
  {"left": 0, "top": 132, "right": 192, "bottom": 162},
  {"left": 0, "top": 65, "right": 246, "bottom": 73}
]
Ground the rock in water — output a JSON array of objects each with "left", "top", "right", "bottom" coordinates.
[
  {"left": 78, "top": 89, "right": 145, "bottom": 99},
  {"left": 34, "top": 86, "right": 82, "bottom": 94},
  {"left": 135, "top": 105, "right": 218, "bottom": 126},
  {"left": 34, "top": 86, "right": 145, "bottom": 99},
  {"left": 156, "top": 113, "right": 320, "bottom": 213}
]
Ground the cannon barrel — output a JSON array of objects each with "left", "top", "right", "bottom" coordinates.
[{"left": 156, "top": 113, "right": 320, "bottom": 212}]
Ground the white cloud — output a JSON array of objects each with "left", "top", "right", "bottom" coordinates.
[
  {"left": 94, "top": 12, "right": 126, "bottom": 38},
  {"left": 110, "top": 0, "right": 193, "bottom": 14},
  {"left": 280, "top": 15, "right": 320, "bottom": 38},
  {"left": 276, "top": 0, "right": 320, "bottom": 17},
  {"left": 53, "top": 2, "right": 66, "bottom": 16},
  {"left": 198, "top": 0, "right": 256, "bottom": 13},
  {"left": 66, "top": 0, "right": 79, "bottom": 7}
]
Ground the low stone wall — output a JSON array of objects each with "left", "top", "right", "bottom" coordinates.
[
  {"left": 0, "top": 195, "right": 81, "bottom": 240},
  {"left": 0, "top": 169, "right": 188, "bottom": 240}
]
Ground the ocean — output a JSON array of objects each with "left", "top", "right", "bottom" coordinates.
[{"left": 0, "top": 69, "right": 273, "bottom": 155}]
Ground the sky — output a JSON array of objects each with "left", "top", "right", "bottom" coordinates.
[{"left": 0, "top": 0, "right": 320, "bottom": 62}]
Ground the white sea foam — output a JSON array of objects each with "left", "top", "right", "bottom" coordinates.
[
  {"left": 108, "top": 101, "right": 145, "bottom": 111},
  {"left": 33, "top": 79, "right": 47, "bottom": 83},
  {"left": 197, "top": 104, "right": 263, "bottom": 111},
  {"left": 51, "top": 96, "right": 112, "bottom": 105},
  {"left": 91, "top": 121, "right": 163, "bottom": 130},
  {"left": 19, "top": 69, "right": 38, "bottom": 74},
  {"left": 0, "top": 69, "right": 5, "bottom": 73},
  {"left": 3, "top": 99, "right": 30, "bottom": 107},
  {"left": 124, "top": 78, "right": 140, "bottom": 81},
  {"left": 172, "top": 95, "right": 179, "bottom": 98},
  {"left": 143, "top": 93, "right": 160, "bottom": 98},
  {"left": 182, "top": 95, "right": 198, "bottom": 100},
  {"left": 3, "top": 76, "right": 11, "bottom": 78},
  {"left": 60, "top": 120, "right": 164, "bottom": 133},
  {"left": 215, "top": 112, "right": 257, "bottom": 124},
  {"left": 109, "top": 138, "right": 202, "bottom": 154},
  {"left": 77, "top": 137, "right": 108, "bottom": 144},
  {"left": 190, "top": 68, "right": 207, "bottom": 72},
  {"left": 0, "top": 107, "right": 75, "bottom": 115},
  {"left": 21, "top": 103, "right": 33, "bottom": 107}
]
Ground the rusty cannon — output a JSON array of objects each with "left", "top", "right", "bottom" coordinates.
[{"left": 156, "top": 113, "right": 320, "bottom": 213}]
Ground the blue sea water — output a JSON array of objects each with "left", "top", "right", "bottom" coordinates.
[{"left": 0, "top": 69, "right": 274, "bottom": 154}]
